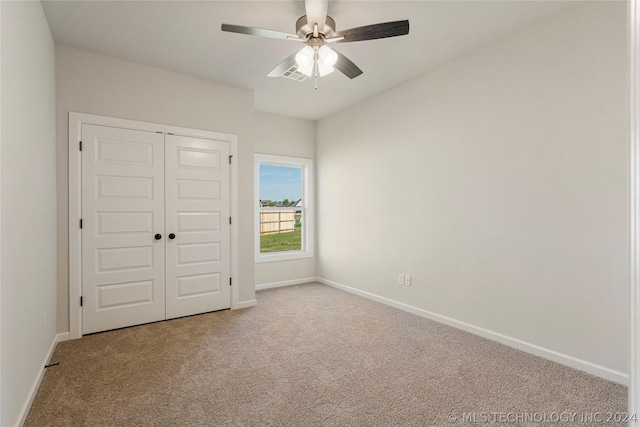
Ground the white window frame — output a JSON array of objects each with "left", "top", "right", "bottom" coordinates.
[{"left": 254, "top": 154, "right": 314, "bottom": 263}]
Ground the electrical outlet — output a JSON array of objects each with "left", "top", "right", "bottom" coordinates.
[
  {"left": 43, "top": 312, "right": 47, "bottom": 328},
  {"left": 398, "top": 273, "right": 405, "bottom": 285},
  {"left": 405, "top": 275, "right": 411, "bottom": 287}
]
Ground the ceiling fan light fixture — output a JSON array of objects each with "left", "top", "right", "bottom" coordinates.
[
  {"left": 295, "top": 46, "right": 314, "bottom": 67},
  {"left": 317, "top": 61, "right": 335, "bottom": 77},
  {"left": 297, "top": 63, "right": 314, "bottom": 77},
  {"left": 318, "top": 45, "right": 338, "bottom": 67}
]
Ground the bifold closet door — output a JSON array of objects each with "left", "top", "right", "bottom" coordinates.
[
  {"left": 164, "top": 135, "right": 231, "bottom": 319},
  {"left": 81, "top": 124, "right": 166, "bottom": 334}
]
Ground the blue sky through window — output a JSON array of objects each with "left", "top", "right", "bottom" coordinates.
[{"left": 260, "top": 164, "right": 302, "bottom": 202}]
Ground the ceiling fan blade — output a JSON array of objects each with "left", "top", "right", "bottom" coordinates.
[
  {"left": 334, "top": 50, "right": 363, "bottom": 79},
  {"left": 335, "top": 20, "right": 409, "bottom": 43},
  {"left": 304, "top": 0, "right": 328, "bottom": 30},
  {"left": 221, "top": 24, "right": 302, "bottom": 41},
  {"left": 267, "top": 52, "right": 298, "bottom": 77}
]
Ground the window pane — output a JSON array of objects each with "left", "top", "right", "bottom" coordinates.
[{"left": 259, "top": 164, "right": 302, "bottom": 253}]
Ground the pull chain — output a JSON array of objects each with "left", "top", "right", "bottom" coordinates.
[{"left": 314, "top": 48, "right": 319, "bottom": 90}]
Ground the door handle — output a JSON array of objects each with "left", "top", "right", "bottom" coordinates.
[
  {"left": 154, "top": 234, "right": 162, "bottom": 240},
  {"left": 168, "top": 233, "right": 176, "bottom": 240}
]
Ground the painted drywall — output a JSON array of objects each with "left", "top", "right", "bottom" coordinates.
[
  {"left": 254, "top": 111, "right": 316, "bottom": 286},
  {"left": 1, "top": 2, "right": 3, "bottom": 420},
  {"left": 1, "top": 2, "right": 58, "bottom": 425},
  {"left": 317, "top": 1, "right": 628, "bottom": 374},
  {"left": 55, "top": 45, "right": 255, "bottom": 333}
]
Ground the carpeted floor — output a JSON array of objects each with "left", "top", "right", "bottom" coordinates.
[{"left": 25, "top": 283, "right": 626, "bottom": 426}]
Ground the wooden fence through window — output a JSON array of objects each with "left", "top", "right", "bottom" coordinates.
[{"left": 260, "top": 210, "right": 296, "bottom": 235}]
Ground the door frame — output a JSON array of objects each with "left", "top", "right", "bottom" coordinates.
[
  {"left": 630, "top": 0, "right": 640, "bottom": 415},
  {"left": 68, "top": 112, "right": 239, "bottom": 340}
]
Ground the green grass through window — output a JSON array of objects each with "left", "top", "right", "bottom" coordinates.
[{"left": 260, "top": 228, "right": 302, "bottom": 253}]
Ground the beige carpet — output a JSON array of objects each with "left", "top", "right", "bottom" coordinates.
[{"left": 26, "top": 283, "right": 626, "bottom": 426}]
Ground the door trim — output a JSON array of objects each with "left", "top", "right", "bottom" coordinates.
[
  {"left": 68, "top": 112, "right": 239, "bottom": 340},
  {"left": 630, "top": 0, "right": 640, "bottom": 415}
]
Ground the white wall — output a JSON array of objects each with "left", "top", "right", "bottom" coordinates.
[
  {"left": 1, "top": 2, "right": 58, "bottom": 425},
  {"left": 254, "top": 111, "right": 316, "bottom": 286},
  {"left": 317, "top": 1, "right": 628, "bottom": 375},
  {"left": 55, "top": 45, "right": 256, "bottom": 333},
  {"left": 1, "top": 3, "right": 3, "bottom": 420}
]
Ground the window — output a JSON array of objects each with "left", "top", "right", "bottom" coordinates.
[{"left": 255, "top": 154, "right": 314, "bottom": 263}]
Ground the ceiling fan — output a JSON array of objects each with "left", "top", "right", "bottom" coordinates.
[{"left": 221, "top": 0, "right": 409, "bottom": 87}]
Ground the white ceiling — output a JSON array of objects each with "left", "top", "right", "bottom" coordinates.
[{"left": 41, "top": 0, "right": 578, "bottom": 121}]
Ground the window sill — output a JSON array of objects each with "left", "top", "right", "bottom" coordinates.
[{"left": 255, "top": 250, "right": 314, "bottom": 264}]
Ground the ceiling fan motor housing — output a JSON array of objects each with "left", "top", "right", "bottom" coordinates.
[{"left": 296, "top": 15, "right": 336, "bottom": 39}]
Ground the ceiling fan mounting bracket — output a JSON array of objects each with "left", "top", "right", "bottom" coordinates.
[{"left": 296, "top": 15, "right": 336, "bottom": 40}]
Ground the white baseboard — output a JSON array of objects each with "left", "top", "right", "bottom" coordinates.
[
  {"left": 233, "top": 299, "right": 257, "bottom": 309},
  {"left": 16, "top": 332, "right": 67, "bottom": 426},
  {"left": 316, "top": 277, "right": 628, "bottom": 385},
  {"left": 255, "top": 277, "right": 318, "bottom": 291}
]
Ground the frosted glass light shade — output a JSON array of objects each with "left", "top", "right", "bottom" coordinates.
[
  {"left": 297, "top": 64, "right": 313, "bottom": 77},
  {"left": 317, "top": 61, "right": 335, "bottom": 77},
  {"left": 295, "top": 46, "right": 314, "bottom": 67},
  {"left": 318, "top": 45, "right": 338, "bottom": 67}
]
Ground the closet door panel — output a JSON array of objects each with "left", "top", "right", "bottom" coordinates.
[
  {"left": 81, "top": 124, "right": 166, "bottom": 334},
  {"left": 165, "top": 135, "right": 231, "bottom": 318}
]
